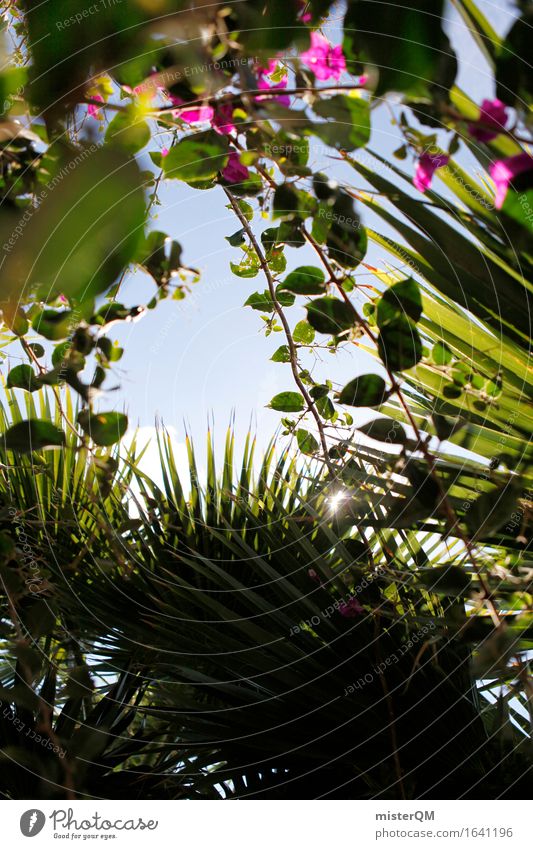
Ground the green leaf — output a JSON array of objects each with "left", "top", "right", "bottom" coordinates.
[
  {"left": 432, "top": 341, "right": 453, "bottom": 366},
  {"left": 6, "top": 364, "right": 41, "bottom": 392},
  {"left": 244, "top": 291, "right": 274, "bottom": 312},
  {"left": 296, "top": 429, "right": 319, "bottom": 454},
  {"left": 279, "top": 266, "right": 326, "bottom": 295},
  {"left": 293, "top": 320, "right": 315, "bottom": 344},
  {"left": 105, "top": 110, "right": 151, "bottom": 154},
  {"left": 32, "top": 309, "right": 74, "bottom": 341},
  {"left": 306, "top": 297, "right": 355, "bottom": 335},
  {"left": 225, "top": 228, "right": 246, "bottom": 247},
  {"left": 316, "top": 395, "right": 336, "bottom": 420},
  {"left": 244, "top": 289, "right": 294, "bottom": 311},
  {"left": 136, "top": 230, "right": 183, "bottom": 287},
  {"left": 163, "top": 131, "right": 229, "bottom": 182},
  {"left": 27, "top": 343, "right": 45, "bottom": 358},
  {"left": 230, "top": 261, "right": 259, "bottom": 279},
  {"left": 416, "top": 565, "right": 472, "bottom": 596},
  {"left": 377, "top": 278, "right": 423, "bottom": 327},
  {"left": 358, "top": 418, "right": 407, "bottom": 444},
  {"left": 52, "top": 341, "right": 72, "bottom": 368},
  {"left": 312, "top": 96, "right": 370, "bottom": 151},
  {"left": 269, "top": 392, "right": 305, "bottom": 412},
  {"left": 3, "top": 147, "right": 146, "bottom": 306},
  {"left": 344, "top": 1, "right": 453, "bottom": 97},
  {"left": 325, "top": 194, "right": 367, "bottom": 268},
  {"left": 271, "top": 345, "right": 291, "bottom": 363},
  {"left": 1, "top": 420, "right": 65, "bottom": 453},
  {"left": 273, "top": 184, "right": 300, "bottom": 219},
  {"left": 339, "top": 374, "right": 388, "bottom": 407},
  {"left": 236, "top": 199, "right": 254, "bottom": 222},
  {"left": 377, "top": 316, "right": 423, "bottom": 371},
  {"left": 501, "top": 188, "right": 533, "bottom": 233},
  {"left": 465, "top": 481, "right": 522, "bottom": 540},
  {"left": 77, "top": 411, "right": 128, "bottom": 446}
]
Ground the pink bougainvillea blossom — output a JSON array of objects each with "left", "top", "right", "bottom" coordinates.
[
  {"left": 300, "top": 32, "right": 346, "bottom": 81},
  {"left": 171, "top": 95, "right": 215, "bottom": 124},
  {"left": 212, "top": 102, "right": 237, "bottom": 135},
  {"left": 413, "top": 152, "right": 449, "bottom": 193},
  {"left": 87, "top": 94, "right": 104, "bottom": 118},
  {"left": 221, "top": 151, "right": 250, "bottom": 184},
  {"left": 489, "top": 152, "right": 533, "bottom": 209},
  {"left": 255, "top": 60, "right": 290, "bottom": 106},
  {"left": 469, "top": 98, "right": 509, "bottom": 143},
  {"left": 338, "top": 597, "right": 364, "bottom": 618},
  {"left": 297, "top": 0, "right": 312, "bottom": 22}
]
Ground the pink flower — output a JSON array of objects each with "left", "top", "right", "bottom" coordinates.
[
  {"left": 413, "top": 152, "right": 449, "bottom": 193},
  {"left": 87, "top": 94, "right": 103, "bottom": 118},
  {"left": 469, "top": 98, "right": 509, "bottom": 143},
  {"left": 171, "top": 95, "right": 214, "bottom": 124},
  {"left": 212, "top": 102, "right": 236, "bottom": 135},
  {"left": 255, "top": 60, "right": 290, "bottom": 107},
  {"left": 489, "top": 152, "right": 533, "bottom": 209},
  {"left": 300, "top": 32, "right": 346, "bottom": 81},
  {"left": 221, "top": 151, "right": 250, "bottom": 184},
  {"left": 297, "top": 0, "right": 312, "bottom": 22},
  {"left": 161, "top": 147, "right": 169, "bottom": 157},
  {"left": 338, "top": 597, "right": 363, "bottom": 618}
]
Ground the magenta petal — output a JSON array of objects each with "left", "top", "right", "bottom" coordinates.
[
  {"left": 171, "top": 95, "right": 214, "bottom": 124},
  {"left": 489, "top": 152, "right": 533, "bottom": 209},
  {"left": 87, "top": 94, "right": 103, "bottom": 118},
  {"left": 300, "top": 32, "right": 346, "bottom": 81},
  {"left": 182, "top": 105, "right": 214, "bottom": 123},
  {"left": 414, "top": 152, "right": 449, "bottom": 193},
  {"left": 339, "top": 597, "right": 364, "bottom": 618},
  {"left": 212, "top": 103, "right": 236, "bottom": 135},
  {"left": 469, "top": 98, "right": 509, "bottom": 142},
  {"left": 222, "top": 151, "right": 250, "bottom": 184}
]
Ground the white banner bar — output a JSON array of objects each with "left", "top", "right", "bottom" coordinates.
[{"left": 1, "top": 800, "right": 530, "bottom": 848}]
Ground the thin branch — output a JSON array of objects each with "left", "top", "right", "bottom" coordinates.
[{"left": 225, "top": 189, "right": 335, "bottom": 474}]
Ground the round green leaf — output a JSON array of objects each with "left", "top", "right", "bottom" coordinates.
[
  {"left": 377, "top": 278, "right": 423, "bottom": 328},
  {"left": 32, "top": 309, "right": 74, "bottom": 341},
  {"left": 432, "top": 341, "right": 453, "bottom": 366},
  {"left": 339, "top": 374, "right": 388, "bottom": 407},
  {"left": 106, "top": 111, "right": 151, "bottom": 154},
  {"left": 269, "top": 392, "right": 305, "bottom": 412},
  {"left": 358, "top": 418, "right": 407, "bottom": 444},
  {"left": 377, "top": 316, "right": 423, "bottom": 371},
  {"left": 77, "top": 411, "right": 128, "bottom": 446},
  {"left": 271, "top": 345, "right": 291, "bottom": 363},
  {"left": 163, "top": 131, "right": 229, "bottom": 182},
  {"left": 6, "top": 364, "right": 41, "bottom": 392},
  {"left": 292, "top": 320, "right": 315, "bottom": 345},
  {"left": 306, "top": 297, "right": 355, "bottom": 335},
  {"left": 312, "top": 96, "right": 371, "bottom": 151},
  {"left": 1, "top": 420, "right": 66, "bottom": 453},
  {"left": 296, "top": 429, "right": 319, "bottom": 455},
  {"left": 279, "top": 266, "right": 326, "bottom": 295}
]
